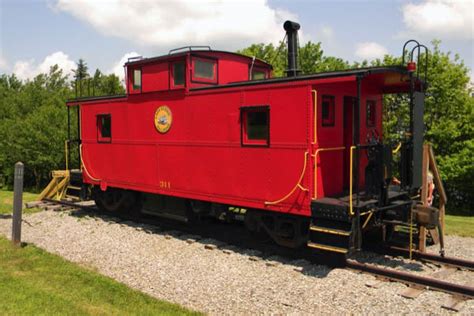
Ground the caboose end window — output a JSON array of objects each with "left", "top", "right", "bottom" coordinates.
[
  {"left": 366, "top": 100, "right": 376, "bottom": 127},
  {"left": 241, "top": 106, "right": 270, "bottom": 146},
  {"left": 132, "top": 69, "right": 141, "bottom": 91},
  {"left": 97, "top": 114, "right": 111, "bottom": 143},
  {"left": 251, "top": 69, "right": 266, "bottom": 80},
  {"left": 322, "top": 95, "right": 335, "bottom": 127},
  {"left": 172, "top": 61, "right": 185, "bottom": 87}
]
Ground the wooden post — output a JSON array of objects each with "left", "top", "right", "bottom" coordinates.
[
  {"left": 418, "top": 144, "right": 447, "bottom": 252},
  {"left": 418, "top": 145, "right": 430, "bottom": 252},
  {"left": 428, "top": 145, "right": 447, "bottom": 231},
  {"left": 428, "top": 145, "right": 447, "bottom": 250},
  {"left": 12, "top": 162, "right": 24, "bottom": 246}
]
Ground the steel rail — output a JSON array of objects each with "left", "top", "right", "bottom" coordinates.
[
  {"left": 346, "top": 259, "right": 474, "bottom": 299},
  {"left": 366, "top": 245, "right": 474, "bottom": 271},
  {"left": 388, "top": 246, "right": 474, "bottom": 271}
]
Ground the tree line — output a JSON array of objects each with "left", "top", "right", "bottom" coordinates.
[
  {"left": 0, "top": 60, "right": 124, "bottom": 189},
  {"left": 0, "top": 42, "right": 472, "bottom": 213}
]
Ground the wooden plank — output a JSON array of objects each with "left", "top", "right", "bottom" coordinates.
[
  {"left": 418, "top": 144, "right": 430, "bottom": 252},
  {"left": 428, "top": 145, "right": 447, "bottom": 203},
  {"left": 365, "top": 279, "right": 385, "bottom": 289},
  {"left": 429, "top": 228, "right": 440, "bottom": 245},
  {"left": 428, "top": 145, "right": 448, "bottom": 244},
  {"left": 400, "top": 286, "right": 424, "bottom": 299},
  {"left": 439, "top": 203, "right": 446, "bottom": 232},
  {"left": 38, "top": 177, "right": 59, "bottom": 201},
  {"left": 442, "top": 296, "right": 465, "bottom": 312},
  {"left": 25, "top": 201, "right": 44, "bottom": 208},
  {"left": 37, "top": 202, "right": 53, "bottom": 209},
  {"left": 45, "top": 204, "right": 63, "bottom": 211},
  {"left": 430, "top": 268, "right": 455, "bottom": 279}
]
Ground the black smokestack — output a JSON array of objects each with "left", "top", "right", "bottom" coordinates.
[{"left": 283, "top": 20, "right": 300, "bottom": 77}]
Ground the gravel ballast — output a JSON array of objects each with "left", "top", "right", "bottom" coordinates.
[{"left": 1, "top": 210, "right": 473, "bottom": 315}]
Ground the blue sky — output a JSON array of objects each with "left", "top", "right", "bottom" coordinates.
[{"left": 0, "top": 0, "right": 472, "bottom": 82}]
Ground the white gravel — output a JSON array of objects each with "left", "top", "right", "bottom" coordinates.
[{"left": 1, "top": 210, "right": 473, "bottom": 315}]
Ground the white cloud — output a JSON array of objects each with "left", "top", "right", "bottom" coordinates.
[
  {"left": 355, "top": 42, "right": 388, "bottom": 60},
  {"left": 109, "top": 52, "right": 141, "bottom": 83},
  {"left": 12, "top": 60, "right": 35, "bottom": 80},
  {"left": 320, "top": 26, "right": 334, "bottom": 41},
  {"left": 0, "top": 55, "right": 7, "bottom": 71},
  {"left": 54, "top": 0, "right": 297, "bottom": 49},
  {"left": 402, "top": 0, "right": 473, "bottom": 39},
  {"left": 13, "top": 51, "right": 76, "bottom": 81}
]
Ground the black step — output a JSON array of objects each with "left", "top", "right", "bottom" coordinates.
[
  {"left": 67, "top": 185, "right": 82, "bottom": 190},
  {"left": 307, "top": 242, "right": 348, "bottom": 254},
  {"left": 307, "top": 218, "right": 354, "bottom": 253},
  {"left": 310, "top": 226, "right": 350, "bottom": 236},
  {"left": 311, "top": 198, "right": 351, "bottom": 222}
]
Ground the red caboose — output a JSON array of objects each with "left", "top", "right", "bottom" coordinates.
[{"left": 66, "top": 21, "right": 438, "bottom": 255}]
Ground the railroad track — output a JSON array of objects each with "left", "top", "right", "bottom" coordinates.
[
  {"left": 346, "top": 246, "right": 474, "bottom": 310},
  {"left": 32, "top": 199, "right": 474, "bottom": 307},
  {"left": 346, "top": 259, "right": 473, "bottom": 302},
  {"left": 379, "top": 245, "right": 474, "bottom": 270}
]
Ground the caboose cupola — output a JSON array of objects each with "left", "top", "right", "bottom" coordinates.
[{"left": 124, "top": 48, "right": 273, "bottom": 95}]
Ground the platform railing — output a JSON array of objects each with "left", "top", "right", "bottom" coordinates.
[
  {"left": 312, "top": 144, "right": 362, "bottom": 217},
  {"left": 349, "top": 146, "right": 357, "bottom": 216}
]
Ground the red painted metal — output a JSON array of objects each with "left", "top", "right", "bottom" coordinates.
[
  {"left": 407, "top": 61, "right": 417, "bottom": 72},
  {"left": 68, "top": 50, "right": 413, "bottom": 218}
]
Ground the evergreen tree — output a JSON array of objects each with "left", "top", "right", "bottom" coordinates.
[{"left": 72, "top": 59, "right": 89, "bottom": 97}]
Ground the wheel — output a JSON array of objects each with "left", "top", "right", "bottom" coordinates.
[
  {"left": 94, "top": 187, "right": 138, "bottom": 215},
  {"left": 186, "top": 200, "right": 211, "bottom": 222}
]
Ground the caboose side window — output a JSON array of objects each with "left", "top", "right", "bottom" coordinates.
[
  {"left": 322, "top": 95, "right": 335, "bottom": 127},
  {"left": 192, "top": 57, "right": 217, "bottom": 83},
  {"left": 241, "top": 106, "right": 270, "bottom": 146},
  {"left": 366, "top": 100, "right": 376, "bottom": 127},
  {"left": 97, "top": 114, "right": 111, "bottom": 143},
  {"left": 133, "top": 69, "right": 141, "bottom": 90},
  {"left": 172, "top": 61, "right": 185, "bottom": 87}
]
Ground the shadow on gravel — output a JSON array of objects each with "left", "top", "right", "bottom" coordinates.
[
  {"left": 66, "top": 206, "right": 418, "bottom": 278},
  {"left": 351, "top": 252, "right": 425, "bottom": 272}
]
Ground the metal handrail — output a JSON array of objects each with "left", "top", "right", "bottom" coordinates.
[
  {"left": 264, "top": 152, "right": 309, "bottom": 206},
  {"left": 312, "top": 147, "right": 345, "bottom": 200},
  {"left": 127, "top": 56, "right": 143, "bottom": 62},
  {"left": 311, "top": 89, "right": 318, "bottom": 144},
  {"left": 349, "top": 146, "right": 357, "bottom": 216},
  {"left": 168, "top": 46, "right": 212, "bottom": 55}
]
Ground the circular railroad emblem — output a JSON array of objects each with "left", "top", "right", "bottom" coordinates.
[{"left": 154, "top": 105, "right": 172, "bottom": 133}]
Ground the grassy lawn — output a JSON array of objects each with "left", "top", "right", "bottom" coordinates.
[
  {"left": 0, "top": 236, "right": 200, "bottom": 316},
  {"left": 0, "top": 190, "right": 40, "bottom": 215},
  {"left": 445, "top": 214, "right": 474, "bottom": 237}
]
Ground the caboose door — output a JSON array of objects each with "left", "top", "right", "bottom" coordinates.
[{"left": 343, "top": 96, "right": 356, "bottom": 190}]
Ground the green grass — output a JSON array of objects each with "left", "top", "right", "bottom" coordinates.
[
  {"left": 445, "top": 214, "right": 474, "bottom": 237},
  {"left": 0, "top": 236, "right": 201, "bottom": 316},
  {"left": 0, "top": 190, "right": 40, "bottom": 215}
]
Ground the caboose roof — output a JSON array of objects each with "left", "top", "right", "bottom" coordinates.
[
  {"left": 67, "top": 65, "right": 422, "bottom": 104},
  {"left": 125, "top": 49, "right": 273, "bottom": 69},
  {"left": 191, "top": 65, "right": 423, "bottom": 93}
]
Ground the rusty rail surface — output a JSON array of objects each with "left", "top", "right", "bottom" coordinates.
[
  {"left": 387, "top": 246, "right": 474, "bottom": 271},
  {"left": 346, "top": 259, "right": 474, "bottom": 299}
]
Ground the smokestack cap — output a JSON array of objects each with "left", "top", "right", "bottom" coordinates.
[{"left": 283, "top": 20, "right": 300, "bottom": 32}]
